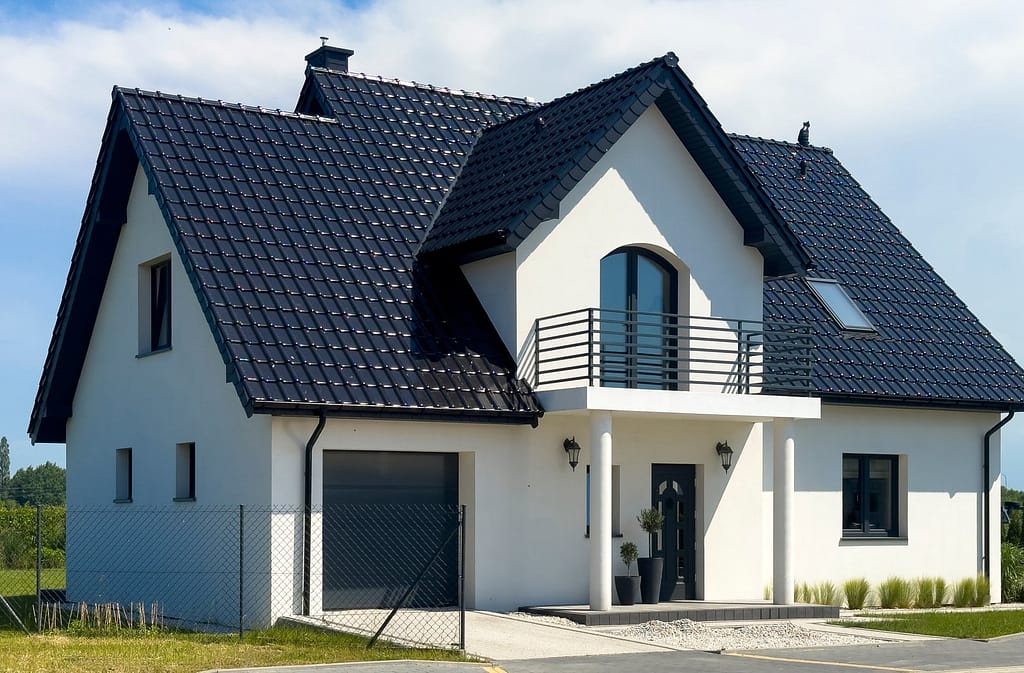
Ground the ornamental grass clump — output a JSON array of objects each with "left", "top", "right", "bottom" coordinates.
[
  {"left": 975, "top": 574, "right": 991, "bottom": 607},
  {"left": 915, "top": 577, "right": 939, "bottom": 609},
  {"left": 878, "top": 576, "right": 914, "bottom": 609},
  {"left": 812, "top": 581, "right": 840, "bottom": 606},
  {"left": 953, "top": 577, "right": 976, "bottom": 608},
  {"left": 934, "top": 577, "right": 949, "bottom": 606},
  {"left": 843, "top": 577, "right": 871, "bottom": 609},
  {"left": 1002, "top": 542, "right": 1024, "bottom": 602}
]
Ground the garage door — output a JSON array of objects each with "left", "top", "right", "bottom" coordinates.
[{"left": 322, "top": 450, "right": 458, "bottom": 610}]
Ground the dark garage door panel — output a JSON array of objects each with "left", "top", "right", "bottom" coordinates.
[{"left": 322, "top": 451, "right": 458, "bottom": 610}]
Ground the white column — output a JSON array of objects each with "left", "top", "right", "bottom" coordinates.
[
  {"left": 773, "top": 419, "right": 795, "bottom": 605},
  {"left": 590, "top": 411, "right": 613, "bottom": 611}
]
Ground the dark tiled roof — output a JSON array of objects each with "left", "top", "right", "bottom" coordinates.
[
  {"left": 31, "top": 56, "right": 1024, "bottom": 444},
  {"left": 29, "top": 87, "right": 541, "bottom": 441},
  {"left": 733, "top": 135, "right": 1024, "bottom": 409},
  {"left": 121, "top": 88, "right": 539, "bottom": 418},
  {"left": 420, "top": 54, "right": 809, "bottom": 276}
]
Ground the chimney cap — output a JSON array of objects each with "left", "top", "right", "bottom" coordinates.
[{"left": 305, "top": 44, "right": 355, "bottom": 72}]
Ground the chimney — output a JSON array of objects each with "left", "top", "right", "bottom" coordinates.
[{"left": 305, "top": 44, "right": 355, "bottom": 72}]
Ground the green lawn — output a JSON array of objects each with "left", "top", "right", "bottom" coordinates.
[
  {"left": 835, "top": 610, "right": 1024, "bottom": 639},
  {"left": 0, "top": 626, "right": 470, "bottom": 673},
  {"left": 0, "top": 568, "right": 66, "bottom": 595},
  {"left": 0, "top": 567, "right": 66, "bottom": 630}
]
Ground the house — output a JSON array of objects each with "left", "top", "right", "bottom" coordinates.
[{"left": 29, "top": 45, "right": 1024, "bottom": 625}]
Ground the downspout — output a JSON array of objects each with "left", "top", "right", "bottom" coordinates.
[
  {"left": 983, "top": 410, "right": 1014, "bottom": 580},
  {"left": 302, "top": 412, "right": 327, "bottom": 616}
]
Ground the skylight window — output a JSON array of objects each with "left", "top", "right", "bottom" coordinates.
[{"left": 806, "top": 278, "right": 875, "bottom": 331}]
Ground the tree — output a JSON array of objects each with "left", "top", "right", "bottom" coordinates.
[
  {"left": 0, "top": 436, "right": 9, "bottom": 502},
  {"left": 9, "top": 462, "right": 66, "bottom": 506}
]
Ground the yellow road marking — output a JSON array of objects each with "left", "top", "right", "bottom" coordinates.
[
  {"left": 724, "top": 652, "right": 920, "bottom": 671},
  {"left": 482, "top": 667, "right": 507, "bottom": 673}
]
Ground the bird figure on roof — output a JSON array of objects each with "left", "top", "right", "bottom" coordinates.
[{"left": 798, "top": 121, "right": 810, "bottom": 146}]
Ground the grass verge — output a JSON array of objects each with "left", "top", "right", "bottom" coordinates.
[
  {"left": 0, "top": 626, "right": 470, "bottom": 673},
  {"left": 833, "top": 610, "right": 1024, "bottom": 639}
]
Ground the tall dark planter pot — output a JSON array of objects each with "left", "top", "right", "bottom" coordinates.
[
  {"left": 615, "top": 576, "right": 641, "bottom": 606},
  {"left": 637, "top": 557, "right": 663, "bottom": 604}
]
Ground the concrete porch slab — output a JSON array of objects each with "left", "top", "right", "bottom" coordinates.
[{"left": 520, "top": 601, "right": 839, "bottom": 626}]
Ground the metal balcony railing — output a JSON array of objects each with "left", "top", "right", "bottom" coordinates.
[{"left": 532, "top": 308, "right": 814, "bottom": 394}]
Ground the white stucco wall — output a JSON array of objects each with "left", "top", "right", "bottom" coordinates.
[
  {"left": 65, "top": 165, "right": 274, "bottom": 626},
  {"left": 762, "top": 404, "right": 1003, "bottom": 603},
  {"left": 272, "top": 411, "right": 767, "bottom": 613}
]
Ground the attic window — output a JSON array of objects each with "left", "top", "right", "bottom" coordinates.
[{"left": 807, "top": 278, "right": 875, "bottom": 331}]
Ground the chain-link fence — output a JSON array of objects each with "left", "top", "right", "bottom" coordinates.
[{"left": 0, "top": 503, "right": 465, "bottom": 650}]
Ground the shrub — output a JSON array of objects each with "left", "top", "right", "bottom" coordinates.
[
  {"left": 763, "top": 583, "right": 772, "bottom": 601},
  {"left": 953, "top": 577, "right": 976, "bottom": 607},
  {"left": 619, "top": 541, "right": 638, "bottom": 575},
  {"left": 794, "top": 582, "right": 813, "bottom": 603},
  {"left": 843, "top": 577, "right": 871, "bottom": 609},
  {"left": 1002, "top": 543, "right": 1024, "bottom": 602},
  {"left": 812, "top": 581, "right": 840, "bottom": 606},
  {"left": 41, "top": 547, "right": 65, "bottom": 569},
  {"left": 878, "top": 577, "right": 914, "bottom": 609},
  {"left": 1009, "top": 511, "right": 1024, "bottom": 548},
  {"left": 975, "top": 574, "right": 991, "bottom": 607}
]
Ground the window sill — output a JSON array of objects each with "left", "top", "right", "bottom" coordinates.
[
  {"left": 113, "top": 498, "right": 132, "bottom": 504},
  {"left": 172, "top": 497, "right": 196, "bottom": 503},
  {"left": 840, "top": 535, "right": 907, "bottom": 545},
  {"left": 584, "top": 533, "right": 624, "bottom": 539},
  {"left": 136, "top": 346, "right": 172, "bottom": 359}
]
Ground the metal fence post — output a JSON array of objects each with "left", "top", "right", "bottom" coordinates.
[
  {"left": 459, "top": 504, "right": 466, "bottom": 653},
  {"left": 35, "top": 505, "right": 42, "bottom": 633},
  {"left": 239, "top": 504, "right": 244, "bottom": 640}
]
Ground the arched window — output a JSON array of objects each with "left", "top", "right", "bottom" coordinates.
[{"left": 599, "top": 247, "right": 678, "bottom": 389}]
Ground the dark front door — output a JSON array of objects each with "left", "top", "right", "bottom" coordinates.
[
  {"left": 652, "top": 463, "right": 697, "bottom": 601},
  {"left": 322, "top": 451, "right": 459, "bottom": 610}
]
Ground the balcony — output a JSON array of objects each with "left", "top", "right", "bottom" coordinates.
[{"left": 532, "top": 308, "right": 814, "bottom": 396}]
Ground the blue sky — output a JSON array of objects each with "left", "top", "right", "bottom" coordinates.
[{"left": 3, "top": 0, "right": 1024, "bottom": 485}]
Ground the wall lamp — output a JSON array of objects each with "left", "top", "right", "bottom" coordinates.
[
  {"left": 716, "top": 441, "right": 734, "bottom": 472},
  {"left": 563, "top": 437, "right": 582, "bottom": 471}
]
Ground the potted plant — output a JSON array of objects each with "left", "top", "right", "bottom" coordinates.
[
  {"left": 637, "top": 507, "right": 665, "bottom": 604},
  {"left": 615, "top": 541, "right": 641, "bottom": 605}
]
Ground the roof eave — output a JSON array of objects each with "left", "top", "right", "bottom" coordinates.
[{"left": 250, "top": 400, "right": 543, "bottom": 426}]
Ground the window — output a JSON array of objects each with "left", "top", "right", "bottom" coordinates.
[
  {"left": 600, "top": 247, "right": 678, "bottom": 389},
  {"left": 585, "top": 464, "right": 620, "bottom": 537},
  {"left": 174, "top": 442, "right": 195, "bottom": 501},
  {"left": 139, "top": 256, "right": 171, "bottom": 354},
  {"left": 807, "top": 278, "right": 874, "bottom": 331},
  {"left": 115, "top": 448, "right": 132, "bottom": 502},
  {"left": 843, "top": 454, "right": 899, "bottom": 536}
]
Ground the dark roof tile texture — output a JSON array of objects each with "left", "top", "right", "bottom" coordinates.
[
  {"left": 733, "top": 134, "right": 1024, "bottom": 408},
  {"left": 422, "top": 57, "right": 668, "bottom": 253},
  {"left": 119, "top": 88, "right": 539, "bottom": 418}
]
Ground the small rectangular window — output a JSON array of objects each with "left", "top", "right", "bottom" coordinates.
[
  {"left": 843, "top": 453, "right": 899, "bottom": 536},
  {"left": 585, "top": 465, "right": 621, "bottom": 537},
  {"left": 115, "top": 448, "right": 132, "bottom": 502},
  {"left": 175, "top": 442, "right": 195, "bottom": 501},
  {"left": 807, "top": 278, "right": 874, "bottom": 331},
  {"left": 150, "top": 261, "right": 171, "bottom": 351},
  {"left": 139, "top": 256, "right": 172, "bottom": 355}
]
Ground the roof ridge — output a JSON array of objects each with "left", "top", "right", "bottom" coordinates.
[
  {"left": 113, "top": 86, "right": 340, "bottom": 124},
  {"left": 309, "top": 67, "right": 541, "bottom": 107},
  {"left": 728, "top": 131, "right": 834, "bottom": 154},
  {"left": 469, "top": 52, "right": 674, "bottom": 135}
]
